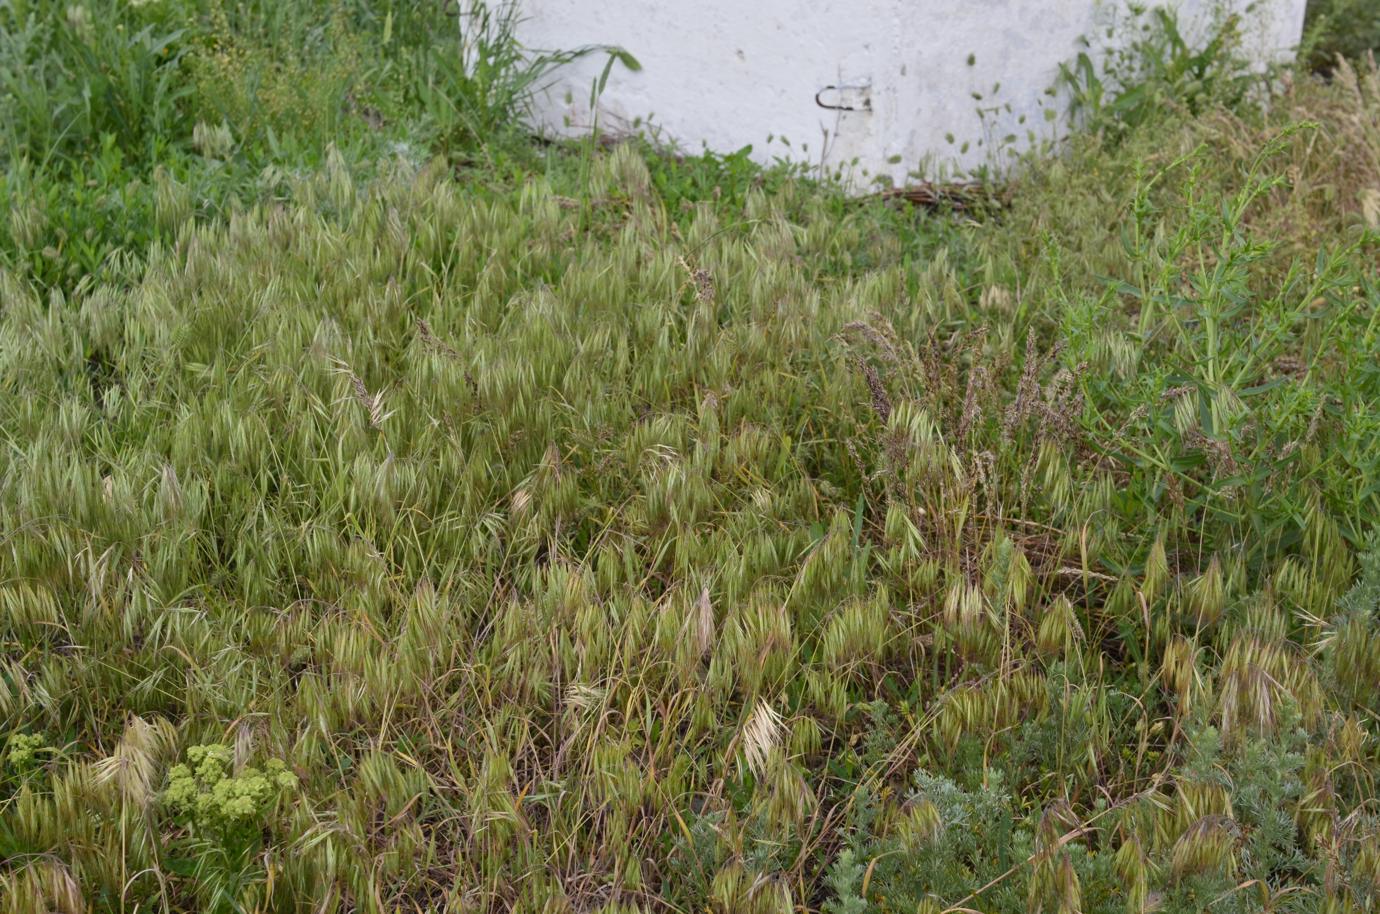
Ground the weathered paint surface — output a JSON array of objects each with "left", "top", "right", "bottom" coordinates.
[{"left": 514, "top": 0, "right": 1307, "bottom": 184}]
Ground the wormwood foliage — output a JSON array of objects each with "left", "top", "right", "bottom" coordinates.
[{"left": 3, "top": 46, "right": 1380, "bottom": 914}]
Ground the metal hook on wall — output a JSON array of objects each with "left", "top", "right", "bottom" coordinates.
[{"left": 815, "top": 83, "right": 873, "bottom": 112}]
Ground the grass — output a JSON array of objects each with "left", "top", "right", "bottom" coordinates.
[
  {"left": 0, "top": 0, "right": 636, "bottom": 292},
  {"left": 4, "top": 3, "right": 1380, "bottom": 913}
]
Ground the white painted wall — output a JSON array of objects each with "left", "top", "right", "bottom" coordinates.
[{"left": 512, "top": 0, "right": 1308, "bottom": 185}]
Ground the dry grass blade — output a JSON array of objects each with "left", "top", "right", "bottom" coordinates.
[{"left": 741, "top": 701, "right": 783, "bottom": 781}]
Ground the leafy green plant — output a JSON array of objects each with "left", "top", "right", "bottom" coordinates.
[
  {"left": 1060, "top": 7, "right": 1260, "bottom": 139},
  {"left": 159, "top": 744, "right": 298, "bottom": 913},
  {"left": 3, "top": 733, "right": 52, "bottom": 782},
  {"left": 163, "top": 744, "right": 297, "bottom": 841}
]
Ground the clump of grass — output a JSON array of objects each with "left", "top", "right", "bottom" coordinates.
[{"left": 0, "top": 0, "right": 633, "bottom": 292}]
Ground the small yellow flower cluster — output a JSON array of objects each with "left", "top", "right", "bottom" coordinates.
[
  {"left": 163, "top": 744, "right": 298, "bottom": 834},
  {"left": 4, "top": 732, "right": 52, "bottom": 772}
]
